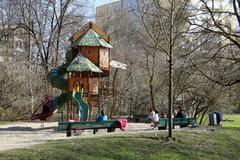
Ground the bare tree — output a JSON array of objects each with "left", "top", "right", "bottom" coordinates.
[
  {"left": 12, "top": 0, "right": 89, "bottom": 73},
  {"left": 0, "top": 60, "right": 46, "bottom": 120},
  {"left": 189, "top": 0, "right": 240, "bottom": 86},
  {"left": 0, "top": 0, "right": 91, "bottom": 120},
  {"left": 138, "top": 0, "right": 190, "bottom": 138}
]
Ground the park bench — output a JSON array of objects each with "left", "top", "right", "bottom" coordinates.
[
  {"left": 58, "top": 120, "right": 126, "bottom": 137},
  {"left": 158, "top": 117, "right": 195, "bottom": 130}
]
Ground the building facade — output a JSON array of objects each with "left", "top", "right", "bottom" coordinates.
[{"left": 0, "top": 27, "right": 30, "bottom": 62}]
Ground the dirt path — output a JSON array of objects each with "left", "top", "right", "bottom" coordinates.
[{"left": 0, "top": 122, "right": 152, "bottom": 151}]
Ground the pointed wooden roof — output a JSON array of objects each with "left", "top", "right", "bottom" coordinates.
[
  {"left": 69, "top": 22, "right": 112, "bottom": 43},
  {"left": 67, "top": 53, "right": 103, "bottom": 73},
  {"left": 70, "top": 29, "right": 113, "bottom": 48}
]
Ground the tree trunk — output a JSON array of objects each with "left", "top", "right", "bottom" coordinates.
[
  {"left": 237, "top": 103, "right": 240, "bottom": 113},
  {"left": 199, "top": 107, "right": 208, "bottom": 125},
  {"left": 168, "top": 1, "right": 174, "bottom": 138},
  {"left": 168, "top": 53, "right": 173, "bottom": 138},
  {"left": 149, "top": 81, "right": 155, "bottom": 110}
]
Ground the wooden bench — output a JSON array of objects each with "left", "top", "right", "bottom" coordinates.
[
  {"left": 158, "top": 117, "right": 195, "bottom": 130},
  {"left": 58, "top": 120, "right": 122, "bottom": 137}
]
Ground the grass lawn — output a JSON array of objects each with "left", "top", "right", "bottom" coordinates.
[
  {"left": 222, "top": 114, "right": 240, "bottom": 127},
  {"left": 0, "top": 127, "right": 240, "bottom": 160},
  {"left": 198, "top": 114, "right": 240, "bottom": 127}
]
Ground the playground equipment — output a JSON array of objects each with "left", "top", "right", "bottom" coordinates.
[{"left": 31, "top": 22, "right": 112, "bottom": 121}]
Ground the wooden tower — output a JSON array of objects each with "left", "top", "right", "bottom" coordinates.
[{"left": 66, "top": 22, "right": 112, "bottom": 121}]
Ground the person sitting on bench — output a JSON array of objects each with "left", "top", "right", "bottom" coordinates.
[
  {"left": 147, "top": 108, "right": 155, "bottom": 123},
  {"left": 96, "top": 110, "right": 108, "bottom": 122},
  {"left": 174, "top": 106, "right": 186, "bottom": 118},
  {"left": 152, "top": 109, "right": 159, "bottom": 129},
  {"left": 94, "top": 110, "right": 108, "bottom": 133}
]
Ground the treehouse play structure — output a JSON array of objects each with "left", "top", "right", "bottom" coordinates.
[{"left": 31, "top": 22, "right": 127, "bottom": 136}]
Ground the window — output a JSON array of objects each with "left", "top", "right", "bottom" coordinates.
[
  {"left": 19, "top": 42, "right": 22, "bottom": 48},
  {"left": 88, "top": 50, "right": 92, "bottom": 55},
  {"left": 9, "top": 42, "right": 14, "bottom": 48},
  {"left": 91, "top": 78, "right": 97, "bottom": 85}
]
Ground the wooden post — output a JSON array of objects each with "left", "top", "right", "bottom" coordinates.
[
  {"left": 67, "top": 73, "right": 69, "bottom": 121},
  {"left": 110, "top": 68, "right": 118, "bottom": 119},
  {"left": 98, "top": 73, "right": 101, "bottom": 115},
  {"left": 108, "top": 48, "right": 111, "bottom": 118},
  {"left": 88, "top": 73, "right": 91, "bottom": 121}
]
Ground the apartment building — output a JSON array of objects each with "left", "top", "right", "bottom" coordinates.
[{"left": 0, "top": 27, "right": 30, "bottom": 62}]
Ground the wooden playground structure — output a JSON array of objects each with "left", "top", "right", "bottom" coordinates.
[
  {"left": 30, "top": 22, "right": 127, "bottom": 136},
  {"left": 66, "top": 22, "right": 112, "bottom": 121}
]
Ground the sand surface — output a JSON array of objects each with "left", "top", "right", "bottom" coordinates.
[{"left": 0, "top": 121, "right": 153, "bottom": 151}]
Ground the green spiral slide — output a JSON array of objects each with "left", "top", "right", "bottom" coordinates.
[{"left": 45, "top": 63, "right": 68, "bottom": 112}]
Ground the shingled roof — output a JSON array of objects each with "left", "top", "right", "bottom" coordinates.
[
  {"left": 69, "top": 21, "right": 111, "bottom": 43},
  {"left": 70, "top": 29, "right": 112, "bottom": 48},
  {"left": 67, "top": 53, "right": 102, "bottom": 73}
]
